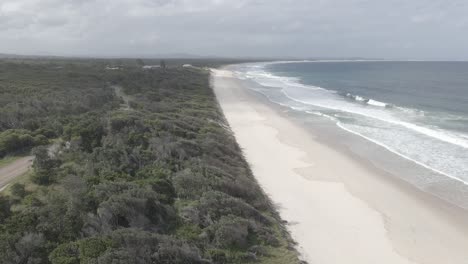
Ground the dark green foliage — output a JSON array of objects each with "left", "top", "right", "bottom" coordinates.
[
  {"left": 0, "top": 196, "right": 11, "bottom": 223},
  {"left": 79, "top": 237, "right": 113, "bottom": 260},
  {"left": 31, "top": 146, "right": 61, "bottom": 185},
  {"left": 197, "top": 191, "right": 270, "bottom": 226},
  {"left": 0, "top": 61, "right": 118, "bottom": 157},
  {"left": 0, "top": 232, "right": 49, "bottom": 264},
  {"left": 63, "top": 113, "right": 105, "bottom": 152},
  {"left": 212, "top": 215, "right": 250, "bottom": 249},
  {"left": 0, "top": 60, "right": 300, "bottom": 264},
  {"left": 10, "top": 183, "right": 27, "bottom": 198},
  {"left": 0, "top": 129, "right": 48, "bottom": 157},
  {"left": 48, "top": 242, "right": 80, "bottom": 264},
  {"left": 136, "top": 58, "right": 145, "bottom": 66},
  {"left": 49, "top": 237, "right": 113, "bottom": 264}
]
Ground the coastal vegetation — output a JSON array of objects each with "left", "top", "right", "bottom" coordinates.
[{"left": 0, "top": 59, "right": 300, "bottom": 263}]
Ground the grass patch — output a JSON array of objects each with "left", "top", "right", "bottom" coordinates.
[
  {"left": 258, "top": 222, "right": 302, "bottom": 264},
  {"left": 0, "top": 156, "right": 21, "bottom": 168},
  {"left": 2, "top": 170, "right": 36, "bottom": 196},
  {"left": 259, "top": 245, "right": 302, "bottom": 264}
]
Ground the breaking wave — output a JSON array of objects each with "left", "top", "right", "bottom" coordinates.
[{"left": 233, "top": 62, "right": 468, "bottom": 186}]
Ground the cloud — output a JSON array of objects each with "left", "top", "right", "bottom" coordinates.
[{"left": 0, "top": 0, "right": 467, "bottom": 59}]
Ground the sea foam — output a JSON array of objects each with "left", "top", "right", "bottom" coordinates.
[{"left": 234, "top": 62, "right": 468, "bottom": 186}]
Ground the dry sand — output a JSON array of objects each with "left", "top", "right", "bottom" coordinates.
[{"left": 211, "top": 68, "right": 468, "bottom": 264}]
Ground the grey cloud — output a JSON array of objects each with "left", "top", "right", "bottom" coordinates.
[{"left": 0, "top": 0, "right": 467, "bottom": 59}]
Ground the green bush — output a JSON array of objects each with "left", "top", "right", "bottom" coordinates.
[
  {"left": 49, "top": 237, "right": 112, "bottom": 264},
  {"left": 49, "top": 242, "right": 80, "bottom": 264},
  {"left": 10, "top": 183, "right": 27, "bottom": 198},
  {"left": 212, "top": 215, "right": 250, "bottom": 249},
  {"left": 0, "top": 196, "right": 11, "bottom": 223},
  {"left": 0, "top": 129, "right": 48, "bottom": 157},
  {"left": 79, "top": 237, "right": 113, "bottom": 261},
  {"left": 31, "top": 146, "right": 60, "bottom": 185}
]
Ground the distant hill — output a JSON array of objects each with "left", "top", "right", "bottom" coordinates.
[
  {"left": 0, "top": 52, "right": 384, "bottom": 61},
  {"left": 0, "top": 53, "right": 65, "bottom": 59}
]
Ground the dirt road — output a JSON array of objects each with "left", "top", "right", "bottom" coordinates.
[
  {"left": 113, "top": 85, "right": 131, "bottom": 110},
  {"left": 0, "top": 156, "right": 34, "bottom": 192}
]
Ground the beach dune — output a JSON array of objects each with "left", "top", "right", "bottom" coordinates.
[{"left": 211, "top": 68, "right": 468, "bottom": 264}]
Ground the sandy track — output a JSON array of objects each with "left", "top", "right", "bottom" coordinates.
[
  {"left": 0, "top": 156, "right": 34, "bottom": 192},
  {"left": 113, "top": 85, "right": 131, "bottom": 110}
]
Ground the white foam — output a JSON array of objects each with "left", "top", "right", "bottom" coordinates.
[
  {"left": 244, "top": 66, "right": 468, "bottom": 150},
  {"left": 367, "top": 99, "right": 387, "bottom": 107},
  {"left": 233, "top": 61, "right": 468, "bottom": 186},
  {"left": 336, "top": 122, "right": 468, "bottom": 186},
  {"left": 344, "top": 93, "right": 391, "bottom": 108},
  {"left": 306, "top": 111, "right": 338, "bottom": 122},
  {"left": 288, "top": 93, "right": 468, "bottom": 149},
  {"left": 355, "top": 96, "right": 367, "bottom": 102},
  {"left": 239, "top": 62, "right": 468, "bottom": 150}
]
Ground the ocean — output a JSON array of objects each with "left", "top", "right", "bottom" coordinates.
[{"left": 230, "top": 61, "right": 468, "bottom": 208}]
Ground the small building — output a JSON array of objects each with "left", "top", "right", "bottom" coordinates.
[
  {"left": 105, "top": 66, "right": 121, "bottom": 70},
  {"left": 142, "top": 65, "right": 161, "bottom": 70}
]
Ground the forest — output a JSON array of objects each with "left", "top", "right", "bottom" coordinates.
[{"left": 0, "top": 59, "right": 301, "bottom": 263}]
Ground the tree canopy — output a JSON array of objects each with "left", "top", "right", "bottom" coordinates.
[{"left": 0, "top": 59, "right": 301, "bottom": 264}]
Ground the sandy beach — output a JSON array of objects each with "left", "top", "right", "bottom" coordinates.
[{"left": 211, "top": 68, "right": 468, "bottom": 264}]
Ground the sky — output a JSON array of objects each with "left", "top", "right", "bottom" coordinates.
[{"left": 1, "top": 0, "right": 468, "bottom": 59}]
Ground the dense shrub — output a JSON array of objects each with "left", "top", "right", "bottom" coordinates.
[
  {"left": 0, "top": 129, "right": 47, "bottom": 157},
  {"left": 0, "top": 62, "right": 118, "bottom": 156},
  {"left": 10, "top": 183, "right": 27, "bottom": 198},
  {"left": 0, "top": 196, "right": 11, "bottom": 223},
  {"left": 0, "top": 61, "right": 300, "bottom": 264},
  {"left": 31, "top": 146, "right": 61, "bottom": 185},
  {"left": 212, "top": 215, "right": 250, "bottom": 249}
]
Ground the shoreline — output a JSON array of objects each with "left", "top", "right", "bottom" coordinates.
[
  {"left": 267, "top": 93, "right": 468, "bottom": 215},
  {"left": 212, "top": 67, "right": 468, "bottom": 264}
]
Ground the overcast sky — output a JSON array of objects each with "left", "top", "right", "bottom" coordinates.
[{"left": 1, "top": 0, "right": 467, "bottom": 59}]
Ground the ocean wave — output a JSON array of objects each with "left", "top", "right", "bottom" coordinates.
[
  {"left": 231, "top": 61, "right": 468, "bottom": 207},
  {"left": 284, "top": 90, "right": 468, "bottom": 149},
  {"left": 259, "top": 59, "right": 389, "bottom": 67},
  {"left": 305, "top": 111, "right": 338, "bottom": 122},
  {"left": 336, "top": 122, "right": 468, "bottom": 186},
  {"left": 368, "top": 99, "right": 388, "bottom": 107},
  {"left": 344, "top": 93, "right": 392, "bottom": 108},
  {"left": 237, "top": 63, "right": 468, "bottom": 152},
  {"left": 395, "top": 106, "right": 425, "bottom": 116},
  {"left": 240, "top": 69, "right": 324, "bottom": 91}
]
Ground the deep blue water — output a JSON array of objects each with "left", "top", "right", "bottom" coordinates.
[{"left": 233, "top": 61, "right": 468, "bottom": 186}]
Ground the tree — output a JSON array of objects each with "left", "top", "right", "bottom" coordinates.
[
  {"left": 0, "top": 196, "right": 11, "bottom": 223},
  {"left": 10, "top": 183, "right": 27, "bottom": 198},
  {"left": 136, "top": 59, "right": 145, "bottom": 67},
  {"left": 31, "top": 146, "right": 59, "bottom": 185}
]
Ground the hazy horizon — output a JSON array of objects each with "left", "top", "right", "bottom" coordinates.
[{"left": 1, "top": 0, "right": 468, "bottom": 60}]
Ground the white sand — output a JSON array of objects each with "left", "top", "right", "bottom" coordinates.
[{"left": 211, "top": 69, "right": 468, "bottom": 264}]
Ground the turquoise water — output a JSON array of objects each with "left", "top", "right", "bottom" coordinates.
[{"left": 232, "top": 61, "right": 468, "bottom": 189}]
